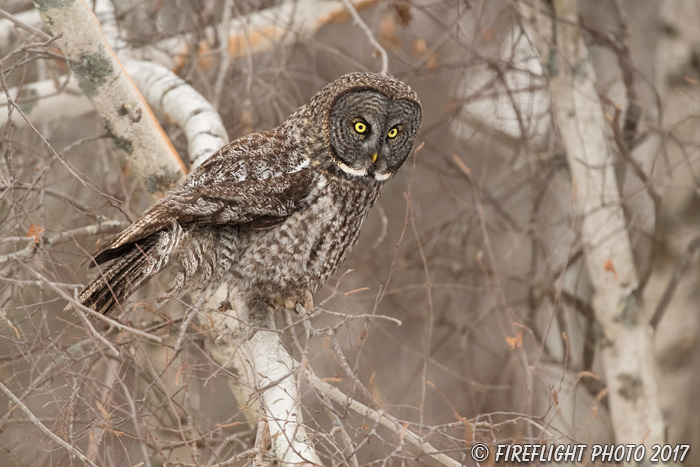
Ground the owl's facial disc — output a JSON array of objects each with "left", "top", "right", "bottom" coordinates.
[{"left": 328, "top": 90, "right": 421, "bottom": 181}]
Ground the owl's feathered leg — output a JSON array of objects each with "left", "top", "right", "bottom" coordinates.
[
  {"left": 79, "top": 224, "right": 183, "bottom": 314},
  {"left": 168, "top": 224, "right": 240, "bottom": 301}
]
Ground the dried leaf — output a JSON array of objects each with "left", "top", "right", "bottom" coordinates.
[
  {"left": 506, "top": 330, "right": 523, "bottom": 349},
  {"left": 197, "top": 40, "right": 213, "bottom": 70},
  {"left": 452, "top": 155, "right": 471, "bottom": 176},
  {"left": 322, "top": 377, "right": 343, "bottom": 383},
  {"left": 27, "top": 224, "right": 44, "bottom": 243},
  {"left": 96, "top": 401, "right": 111, "bottom": 422},
  {"left": 412, "top": 38, "right": 427, "bottom": 57},
  {"left": 595, "top": 386, "right": 611, "bottom": 402},
  {"left": 343, "top": 287, "right": 370, "bottom": 296},
  {"left": 356, "top": 323, "right": 368, "bottom": 348},
  {"left": 426, "top": 52, "right": 438, "bottom": 71},
  {"left": 2, "top": 310, "right": 20, "bottom": 339}
]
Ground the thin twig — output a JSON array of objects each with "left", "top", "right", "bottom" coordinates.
[
  {"left": 340, "top": 0, "right": 388, "bottom": 75},
  {"left": 20, "top": 263, "right": 163, "bottom": 343},
  {"left": 319, "top": 394, "right": 360, "bottom": 467},
  {"left": 213, "top": 0, "right": 234, "bottom": 107},
  {"left": 0, "top": 182, "right": 94, "bottom": 214},
  {"left": 0, "top": 8, "right": 52, "bottom": 41},
  {"left": 306, "top": 370, "right": 461, "bottom": 467},
  {"left": 0, "top": 380, "right": 97, "bottom": 466},
  {"left": 0, "top": 220, "right": 128, "bottom": 264}
]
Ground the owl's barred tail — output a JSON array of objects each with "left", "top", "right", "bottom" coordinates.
[{"left": 78, "top": 224, "right": 183, "bottom": 315}]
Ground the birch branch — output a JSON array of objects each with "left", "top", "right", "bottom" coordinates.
[
  {"left": 91, "top": 0, "right": 229, "bottom": 167},
  {"left": 519, "top": 0, "right": 666, "bottom": 456},
  {"left": 245, "top": 308, "right": 321, "bottom": 465},
  {"left": 33, "top": 0, "right": 186, "bottom": 195},
  {"left": 1, "top": 53, "right": 229, "bottom": 165},
  {"left": 124, "top": 61, "right": 228, "bottom": 168},
  {"left": 197, "top": 288, "right": 321, "bottom": 464}
]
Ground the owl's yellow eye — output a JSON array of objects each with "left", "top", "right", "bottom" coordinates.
[
  {"left": 354, "top": 121, "right": 368, "bottom": 134},
  {"left": 387, "top": 126, "right": 399, "bottom": 139}
]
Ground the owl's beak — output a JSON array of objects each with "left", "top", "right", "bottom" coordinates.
[{"left": 371, "top": 152, "right": 378, "bottom": 163}]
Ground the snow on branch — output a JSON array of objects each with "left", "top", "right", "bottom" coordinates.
[{"left": 518, "top": 0, "right": 665, "bottom": 449}]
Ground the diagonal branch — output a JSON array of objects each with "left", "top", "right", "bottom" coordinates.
[
  {"left": 33, "top": 0, "right": 186, "bottom": 195},
  {"left": 0, "top": 380, "right": 97, "bottom": 467}
]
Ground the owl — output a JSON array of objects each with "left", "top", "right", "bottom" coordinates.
[{"left": 78, "top": 72, "right": 422, "bottom": 315}]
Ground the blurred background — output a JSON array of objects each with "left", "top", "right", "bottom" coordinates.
[{"left": 1, "top": 0, "right": 699, "bottom": 465}]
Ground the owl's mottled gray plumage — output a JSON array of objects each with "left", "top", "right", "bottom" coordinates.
[{"left": 79, "top": 72, "right": 422, "bottom": 315}]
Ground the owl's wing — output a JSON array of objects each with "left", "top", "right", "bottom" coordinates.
[{"left": 92, "top": 133, "right": 314, "bottom": 265}]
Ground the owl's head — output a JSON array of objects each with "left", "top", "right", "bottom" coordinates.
[{"left": 295, "top": 72, "right": 422, "bottom": 182}]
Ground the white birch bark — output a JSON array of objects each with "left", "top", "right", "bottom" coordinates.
[
  {"left": 33, "top": 0, "right": 186, "bottom": 195},
  {"left": 198, "top": 288, "right": 321, "bottom": 464},
  {"left": 1, "top": 48, "right": 229, "bottom": 164},
  {"left": 246, "top": 316, "right": 321, "bottom": 464},
  {"left": 520, "top": 0, "right": 665, "bottom": 460},
  {"left": 124, "top": 61, "right": 229, "bottom": 168}
]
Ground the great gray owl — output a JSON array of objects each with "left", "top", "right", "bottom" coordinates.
[{"left": 78, "top": 72, "right": 422, "bottom": 315}]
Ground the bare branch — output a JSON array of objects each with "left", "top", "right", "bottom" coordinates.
[
  {"left": 0, "top": 380, "right": 97, "bottom": 466},
  {"left": 306, "top": 370, "right": 462, "bottom": 467},
  {"left": 341, "top": 0, "right": 389, "bottom": 75},
  {"left": 34, "top": 0, "right": 186, "bottom": 195}
]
